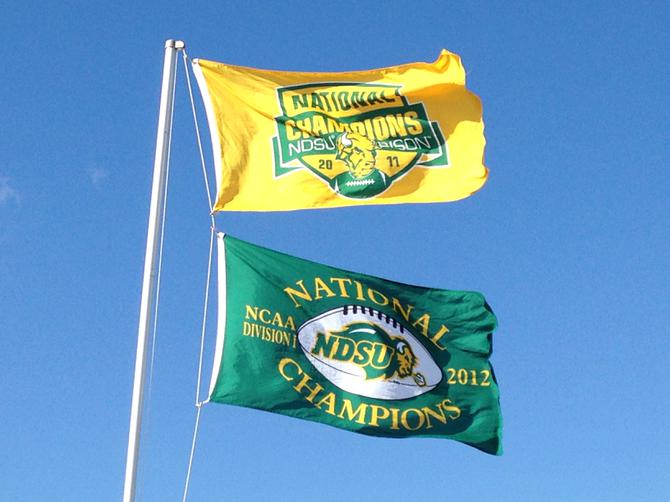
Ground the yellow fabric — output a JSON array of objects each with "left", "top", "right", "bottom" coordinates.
[{"left": 193, "top": 50, "right": 488, "bottom": 212}]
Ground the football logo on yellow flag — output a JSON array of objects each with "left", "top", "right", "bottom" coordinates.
[{"left": 192, "top": 50, "right": 488, "bottom": 212}]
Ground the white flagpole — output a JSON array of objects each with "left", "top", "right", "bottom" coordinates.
[{"left": 123, "top": 39, "right": 184, "bottom": 502}]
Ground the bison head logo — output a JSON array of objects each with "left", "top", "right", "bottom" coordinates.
[
  {"left": 336, "top": 132, "right": 377, "bottom": 179},
  {"left": 394, "top": 340, "right": 426, "bottom": 386}
]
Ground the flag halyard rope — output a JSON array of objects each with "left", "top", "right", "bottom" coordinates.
[
  {"left": 181, "top": 208, "right": 216, "bottom": 502},
  {"left": 181, "top": 49, "right": 219, "bottom": 501},
  {"left": 182, "top": 404, "right": 204, "bottom": 502},
  {"left": 182, "top": 50, "right": 216, "bottom": 221}
]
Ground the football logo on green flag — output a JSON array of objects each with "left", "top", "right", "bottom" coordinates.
[
  {"left": 209, "top": 234, "right": 502, "bottom": 455},
  {"left": 298, "top": 306, "right": 442, "bottom": 399}
]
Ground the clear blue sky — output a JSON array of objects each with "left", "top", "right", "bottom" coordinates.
[{"left": 2, "top": 1, "right": 669, "bottom": 501}]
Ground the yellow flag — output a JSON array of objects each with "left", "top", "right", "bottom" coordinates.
[{"left": 192, "top": 50, "right": 488, "bottom": 212}]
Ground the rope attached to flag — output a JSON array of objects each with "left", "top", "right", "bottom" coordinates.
[
  {"left": 181, "top": 49, "right": 219, "bottom": 502},
  {"left": 183, "top": 50, "right": 216, "bottom": 218}
]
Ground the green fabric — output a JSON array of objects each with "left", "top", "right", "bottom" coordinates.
[{"left": 211, "top": 235, "right": 502, "bottom": 455}]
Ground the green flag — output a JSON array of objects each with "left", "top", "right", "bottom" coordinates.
[{"left": 209, "top": 234, "right": 502, "bottom": 455}]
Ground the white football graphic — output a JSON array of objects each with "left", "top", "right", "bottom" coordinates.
[{"left": 297, "top": 305, "right": 442, "bottom": 400}]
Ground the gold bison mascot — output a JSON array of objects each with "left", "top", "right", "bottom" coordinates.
[{"left": 331, "top": 132, "right": 390, "bottom": 199}]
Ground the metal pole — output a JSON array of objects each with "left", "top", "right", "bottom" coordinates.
[{"left": 123, "top": 39, "right": 184, "bottom": 502}]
